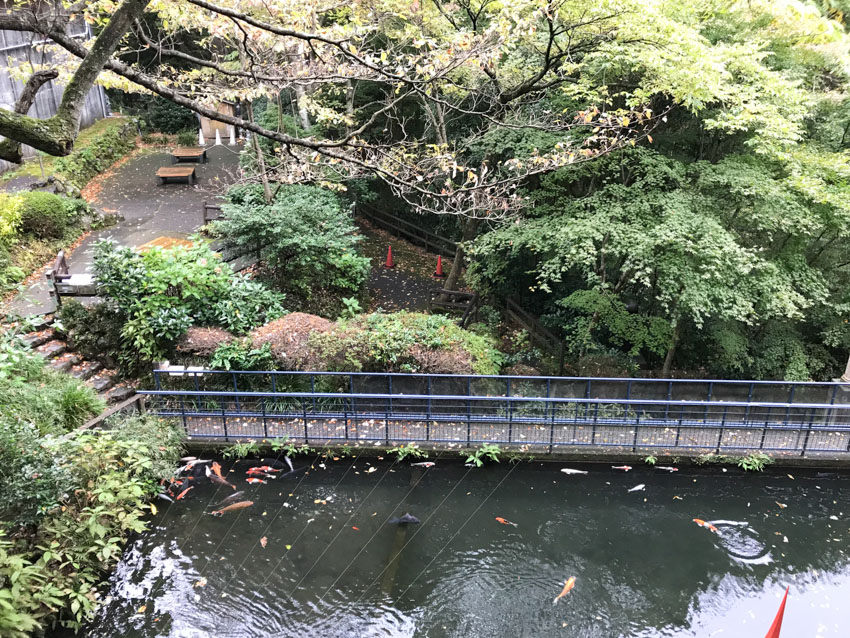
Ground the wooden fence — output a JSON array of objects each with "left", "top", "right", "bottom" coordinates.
[
  {"left": 502, "top": 298, "right": 566, "bottom": 375},
  {"left": 0, "top": 23, "right": 110, "bottom": 173},
  {"left": 357, "top": 203, "right": 458, "bottom": 258}
]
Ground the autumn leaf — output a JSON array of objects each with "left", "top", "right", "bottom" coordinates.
[{"left": 260, "top": 536, "right": 268, "bottom": 548}]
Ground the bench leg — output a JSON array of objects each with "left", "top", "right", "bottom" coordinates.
[
  {"left": 189, "top": 174, "right": 195, "bottom": 185},
  {"left": 158, "top": 176, "right": 165, "bottom": 186}
]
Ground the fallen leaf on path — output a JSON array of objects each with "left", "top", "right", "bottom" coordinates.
[{"left": 194, "top": 578, "right": 206, "bottom": 588}]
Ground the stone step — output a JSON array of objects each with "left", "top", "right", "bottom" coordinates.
[
  {"left": 36, "top": 339, "right": 67, "bottom": 359},
  {"left": 104, "top": 384, "right": 135, "bottom": 404},
  {"left": 48, "top": 352, "right": 84, "bottom": 373},
  {"left": 21, "top": 328, "right": 55, "bottom": 349},
  {"left": 86, "top": 369, "right": 119, "bottom": 393},
  {"left": 70, "top": 359, "right": 103, "bottom": 381}
]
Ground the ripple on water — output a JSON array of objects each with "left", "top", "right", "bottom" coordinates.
[{"left": 711, "top": 520, "right": 773, "bottom": 566}]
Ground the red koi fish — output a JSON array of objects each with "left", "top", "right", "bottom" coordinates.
[
  {"left": 495, "top": 517, "right": 518, "bottom": 527},
  {"left": 246, "top": 478, "right": 267, "bottom": 485},
  {"left": 176, "top": 486, "right": 194, "bottom": 500},
  {"left": 693, "top": 518, "right": 718, "bottom": 533},
  {"left": 248, "top": 466, "right": 281, "bottom": 474},
  {"left": 612, "top": 465, "right": 632, "bottom": 471},
  {"left": 553, "top": 577, "right": 576, "bottom": 604},
  {"left": 211, "top": 461, "right": 224, "bottom": 480}
]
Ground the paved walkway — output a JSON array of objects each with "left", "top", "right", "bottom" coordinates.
[{"left": 3, "top": 144, "right": 242, "bottom": 317}]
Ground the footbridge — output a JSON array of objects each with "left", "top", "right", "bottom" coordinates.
[{"left": 140, "top": 370, "right": 850, "bottom": 458}]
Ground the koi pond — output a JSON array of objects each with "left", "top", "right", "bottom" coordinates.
[{"left": 87, "top": 455, "right": 850, "bottom": 637}]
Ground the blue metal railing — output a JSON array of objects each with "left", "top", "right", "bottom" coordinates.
[{"left": 142, "top": 370, "right": 850, "bottom": 456}]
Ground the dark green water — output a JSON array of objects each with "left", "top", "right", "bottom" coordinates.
[{"left": 88, "top": 456, "right": 850, "bottom": 637}]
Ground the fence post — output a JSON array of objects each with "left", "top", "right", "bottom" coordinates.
[
  {"left": 715, "top": 406, "right": 728, "bottom": 453},
  {"left": 547, "top": 380, "right": 554, "bottom": 453},
  {"left": 506, "top": 378, "right": 513, "bottom": 444},
  {"left": 303, "top": 398, "right": 309, "bottom": 443},
  {"left": 261, "top": 396, "right": 268, "bottom": 438},
  {"left": 466, "top": 376, "right": 472, "bottom": 448}
]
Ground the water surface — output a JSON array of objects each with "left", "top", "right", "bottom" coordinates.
[{"left": 89, "top": 456, "right": 850, "bottom": 637}]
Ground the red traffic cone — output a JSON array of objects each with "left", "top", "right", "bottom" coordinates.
[
  {"left": 385, "top": 245, "right": 394, "bottom": 268},
  {"left": 764, "top": 586, "right": 789, "bottom": 638},
  {"left": 434, "top": 255, "right": 446, "bottom": 278}
]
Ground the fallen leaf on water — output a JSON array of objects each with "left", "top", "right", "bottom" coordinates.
[
  {"left": 776, "top": 502, "right": 787, "bottom": 509},
  {"left": 352, "top": 526, "right": 360, "bottom": 531},
  {"left": 194, "top": 578, "right": 207, "bottom": 588},
  {"left": 285, "top": 544, "right": 292, "bottom": 550},
  {"left": 137, "top": 605, "right": 147, "bottom": 613},
  {"left": 314, "top": 499, "right": 321, "bottom": 504},
  {"left": 787, "top": 474, "right": 795, "bottom": 480},
  {"left": 673, "top": 496, "right": 683, "bottom": 500},
  {"left": 366, "top": 467, "right": 377, "bottom": 474},
  {"left": 260, "top": 536, "right": 268, "bottom": 548}
]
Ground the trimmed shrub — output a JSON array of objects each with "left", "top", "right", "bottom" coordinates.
[
  {"left": 212, "top": 185, "right": 370, "bottom": 309},
  {"left": 177, "top": 326, "right": 236, "bottom": 357},
  {"left": 176, "top": 130, "right": 197, "bottom": 145},
  {"left": 0, "top": 192, "right": 22, "bottom": 240},
  {"left": 252, "top": 311, "right": 503, "bottom": 375},
  {"left": 18, "top": 191, "right": 69, "bottom": 239},
  {"left": 92, "top": 239, "right": 286, "bottom": 366}
]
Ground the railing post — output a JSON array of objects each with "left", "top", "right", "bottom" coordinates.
[
  {"left": 466, "top": 376, "right": 471, "bottom": 448},
  {"left": 179, "top": 392, "right": 187, "bottom": 433},
  {"left": 232, "top": 372, "right": 240, "bottom": 413},
  {"left": 303, "top": 398, "right": 309, "bottom": 443},
  {"left": 704, "top": 382, "right": 713, "bottom": 422},
  {"left": 591, "top": 402, "right": 599, "bottom": 445},
  {"left": 385, "top": 376, "right": 391, "bottom": 445},
  {"left": 759, "top": 407, "right": 771, "bottom": 450},
  {"left": 350, "top": 374, "right": 357, "bottom": 437},
  {"left": 716, "top": 406, "right": 728, "bottom": 452},
  {"left": 801, "top": 407, "right": 815, "bottom": 457},
  {"left": 261, "top": 396, "right": 268, "bottom": 438},
  {"left": 427, "top": 375, "right": 432, "bottom": 441},
  {"left": 222, "top": 399, "right": 228, "bottom": 441},
  {"left": 506, "top": 378, "right": 513, "bottom": 444},
  {"left": 547, "top": 379, "right": 554, "bottom": 453}
]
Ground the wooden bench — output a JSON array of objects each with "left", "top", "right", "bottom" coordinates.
[
  {"left": 156, "top": 165, "right": 196, "bottom": 186},
  {"left": 171, "top": 147, "right": 207, "bottom": 164},
  {"left": 45, "top": 251, "right": 97, "bottom": 307}
]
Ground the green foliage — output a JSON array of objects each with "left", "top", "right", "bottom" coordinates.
[
  {"left": 737, "top": 452, "right": 774, "bottom": 472},
  {"left": 0, "top": 192, "right": 22, "bottom": 240},
  {"left": 213, "top": 184, "right": 370, "bottom": 301},
  {"left": 465, "top": 443, "right": 501, "bottom": 467},
  {"left": 210, "top": 340, "right": 275, "bottom": 371},
  {"left": 644, "top": 455, "right": 657, "bottom": 466},
  {"left": 0, "top": 410, "right": 184, "bottom": 633},
  {"left": 0, "top": 334, "right": 103, "bottom": 434},
  {"left": 339, "top": 296, "right": 362, "bottom": 320},
  {"left": 56, "top": 300, "right": 125, "bottom": 367},
  {"left": 54, "top": 118, "right": 136, "bottom": 188},
  {"left": 386, "top": 443, "right": 427, "bottom": 463},
  {"left": 108, "top": 90, "right": 198, "bottom": 134},
  {"left": 176, "top": 130, "right": 198, "bottom": 145},
  {"left": 92, "top": 239, "right": 286, "bottom": 366},
  {"left": 222, "top": 440, "right": 260, "bottom": 459},
  {"left": 309, "top": 311, "right": 503, "bottom": 375},
  {"left": 17, "top": 191, "right": 70, "bottom": 239},
  {"left": 270, "top": 437, "right": 315, "bottom": 456}
]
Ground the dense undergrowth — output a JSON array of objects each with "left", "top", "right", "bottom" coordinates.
[{"left": 0, "top": 334, "right": 184, "bottom": 634}]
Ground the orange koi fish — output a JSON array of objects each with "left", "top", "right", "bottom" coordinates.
[
  {"left": 210, "top": 501, "right": 254, "bottom": 516},
  {"left": 495, "top": 517, "right": 518, "bottom": 527},
  {"left": 553, "top": 577, "right": 576, "bottom": 604},
  {"left": 176, "top": 486, "right": 194, "bottom": 500},
  {"left": 211, "top": 462, "right": 224, "bottom": 479},
  {"left": 693, "top": 518, "right": 718, "bottom": 533}
]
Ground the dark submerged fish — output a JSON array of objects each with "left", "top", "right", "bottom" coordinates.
[
  {"left": 207, "top": 472, "right": 236, "bottom": 490},
  {"left": 216, "top": 491, "right": 246, "bottom": 506},
  {"left": 388, "top": 513, "right": 421, "bottom": 525}
]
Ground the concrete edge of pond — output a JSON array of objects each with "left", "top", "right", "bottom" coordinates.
[{"left": 183, "top": 438, "right": 850, "bottom": 469}]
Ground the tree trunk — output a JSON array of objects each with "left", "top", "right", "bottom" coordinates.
[
  {"left": 294, "top": 84, "right": 311, "bottom": 131},
  {"left": 441, "top": 219, "right": 480, "bottom": 293},
  {"left": 246, "top": 102, "right": 273, "bottom": 204},
  {"left": 661, "top": 318, "right": 681, "bottom": 377}
]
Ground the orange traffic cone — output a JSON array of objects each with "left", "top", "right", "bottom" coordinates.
[
  {"left": 434, "top": 255, "right": 445, "bottom": 278},
  {"left": 385, "top": 245, "right": 394, "bottom": 268}
]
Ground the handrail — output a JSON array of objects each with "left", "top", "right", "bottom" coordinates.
[
  {"left": 151, "top": 367, "right": 850, "bottom": 387},
  {"left": 138, "top": 389, "right": 850, "bottom": 411}
]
